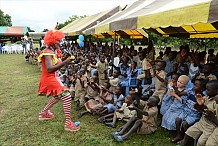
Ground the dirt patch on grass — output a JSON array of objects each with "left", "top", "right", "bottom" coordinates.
[
  {"left": 13, "top": 70, "right": 20, "bottom": 74},
  {"left": 0, "top": 109, "right": 9, "bottom": 119}
]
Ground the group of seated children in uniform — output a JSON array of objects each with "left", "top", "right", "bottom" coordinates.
[{"left": 34, "top": 42, "right": 218, "bottom": 145}]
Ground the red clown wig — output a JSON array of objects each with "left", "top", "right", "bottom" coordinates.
[{"left": 44, "top": 30, "right": 65, "bottom": 46}]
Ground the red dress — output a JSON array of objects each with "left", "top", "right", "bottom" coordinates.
[{"left": 38, "top": 49, "right": 68, "bottom": 96}]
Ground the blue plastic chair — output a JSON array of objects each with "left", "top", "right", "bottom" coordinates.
[
  {"left": 125, "top": 77, "right": 138, "bottom": 95},
  {"left": 125, "top": 68, "right": 144, "bottom": 95},
  {"left": 91, "top": 69, "right": 97, "bottom": 77},
  {"left": 137, "top": 68, "right": 143, "bottom": 75}
]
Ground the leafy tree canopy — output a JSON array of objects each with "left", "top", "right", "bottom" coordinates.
[
  {"left": 27, "top": 27, "right": 35, "bottom": 32},
  {"left": 58, "top": 15, "right": 86, "bottom": 29},
  {"left": 0, "top": 9, "right": 12, "bottom": 26},
  {"left": 42, "top": 29, "right": 49, "bottom": 32}
]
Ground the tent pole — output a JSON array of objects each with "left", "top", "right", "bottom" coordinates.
[
  {"left": 111, "top": 31, "right": 116, "bottom": 75},
  {"left": 204, "top": 44, "right": 206, "bottom": 52}
]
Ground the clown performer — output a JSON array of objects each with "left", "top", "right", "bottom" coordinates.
[{"left": 37, "top": 29, "right": 80, "bottom": 132}]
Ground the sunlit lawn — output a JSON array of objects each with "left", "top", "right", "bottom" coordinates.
[{"left": 0, "top": 54, "right": 178, "bottom": 146}]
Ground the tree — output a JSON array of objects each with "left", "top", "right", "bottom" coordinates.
[
  {"left": 144, "top": 30, "right": 218, "bottom": 50},
  {"left": 27, "top": 27, "right": 35, "bottom": 32},
  {"left": 0, "top": 10, "right": 12, "bottom": 26},
  {"left": 42, "top": 29, "right": 49, "bottom": 32},
  {"left": 58, "top": 15, "right": 86, "bottom": 29}
]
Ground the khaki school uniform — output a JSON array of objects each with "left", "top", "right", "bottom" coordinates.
[
  {"left": 137, "top": 58, "right": 152, "bottom": 80},
  {"left": 196, "top": 73, "right": 217, "bottom": 81},
  {"left": 96, "top": 61, "right": 108, "bottom": 85},
  {"left": 206, "top": 128, "right": 218, "bottom": 146},
  {"left": 150, "top": 70, "right": 167, "bottom": 101},
  {"left": 69, "top": 84, "right": 75, "bottom": 97},
  {"left": 85, "top": 90, "right": 113, "bottom": 112},
  {"left": 115, "top": 103, "right": 137, "bottom": 120},
  {"left": 146, "top": 49, "right": 155, "bottom": 65},
  {"left": 74, "top": 76, "right": 87, "bottom": 105},
  {"left": 86, "top": 66, "right": 91, "bottom": 78},
  {"left": 185, "top": 96, "right": 218, "bottom": 146},
  {"left": 85, "top": 84, "right": 98, "bottom": 99},
  {"left": 109, "top": 77, "right": 119, "bottom": 92},
  {"left": 137, "top": 100, "right": 158, "bottom": 134}
]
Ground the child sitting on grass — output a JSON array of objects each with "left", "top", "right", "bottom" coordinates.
[
  {"left": 148, "top": 60, "right": 167, "bottom": 102},
  {"left": 78, "top": 81, "right": 113, "bottom": 117},
  {"left": 170, "top": 79, "right": 206, "bottom": 143},
  {"left": 206, "top": 127, "right": 218, "bottom": 146},
  {"left": 191, "top": 63, "right": 217, "bottom": 83},
  {"left": 137, "top": 51, "right": 152, "bottom": 86},
  {"left": 98, "top": 93, "right": 138, "bottom": 128},
  {"left": 177, "top": 80, "right": 218, "bottom": 146},
  {"left": 68, "top": 70, "right": 77, "bottom": 98},
  {"left": 112, "top": 95, "right": 160, "bottom": 142},
  {"left": 95, "top": 87, "right": 124, "bottom": 115},
  {"left": 90, "top": 54, "right": 108, "bottom": 85},
  {"left": 120, "top": 61, "right": 138, "bottom": 83},
  {"left": 74, "top": 68, "right": 88, "bottom": 110},
  {"left": 84, "top": 75, "right": 99, "bottom": 101},
  {"left": 161, "top": 75, "right": 189, "bottom": 130},
  {"left": 160, "top": 72, "right": 180, "bottom": 115},
  {"left": 108, "top": 69, "right": 120, "bottom": 92}
]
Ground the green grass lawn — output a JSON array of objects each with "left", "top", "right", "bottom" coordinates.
[{"left": 0, "top": 54, "right": 177, "bottom": 146}]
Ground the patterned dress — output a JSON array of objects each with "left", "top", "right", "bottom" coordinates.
[
  {"left": 160, "top": 84, "right": 174, "bottom": 115},
  {"left": 178, "top": 89, "right": 201, "bottom": 125},
  {"left": 161, "top": 89, "right": 187, "bottom": 130}
]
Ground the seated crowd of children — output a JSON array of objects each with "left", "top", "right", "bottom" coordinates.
[{"left": 30, "top": 42, "right": 218, "bottom": 145}]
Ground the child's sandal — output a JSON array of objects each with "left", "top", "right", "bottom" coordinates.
[
  {"left": 169, "top": 137, "right": 183, "bottom": 143},
  {"left": 111, "top": 131, "right": 120, "bottom": 137},
  {"left": 113, "top": 135, "right": 123, "bottom": 142},
  {"left": 97, "top": 117, "right": 105, "bottom": 123}
]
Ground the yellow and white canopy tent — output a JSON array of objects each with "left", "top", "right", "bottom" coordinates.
[
  {"left": 101, "top": 0, "right": 218, "bottom": 38},
  {"left": 83, "top": 0, "right": 150, "bottom": 39},
  {"left": 29, "top": 32, "right": 46, "bottom": 40},
  {"left": 60, "top": 6, "right": 121, "bottom": 36}
]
